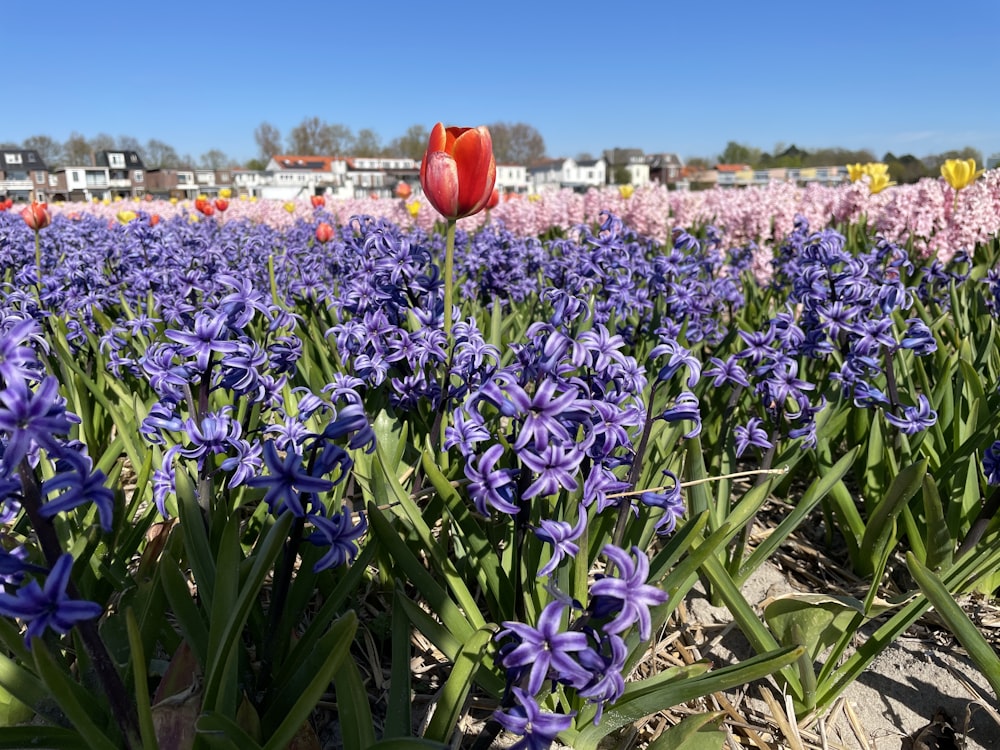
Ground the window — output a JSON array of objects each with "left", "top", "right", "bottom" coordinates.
[
  {"left": 35, "top": 172, "right": 44, "bottom": 184},
  {"left": 134, "top": 171, "right": 143, "bottom": 183},
  {"left": 108, "top": 153, "right": 126, "bottom": 168},
  {"left": 129, "top": 153, "right": 138, "bottom": 163},
  {"left": 72, "top": 170, "right": 81, "bottom": 182},
  {"left": 4, "top": 153, "right": 22, "bottom": 165},
  {"left": 218, "top": 172, "right": 229, "bottom": 182}
]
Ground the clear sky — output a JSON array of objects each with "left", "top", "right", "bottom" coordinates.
[{"left": 5, "top": 1, "right": 999, "bottom": 165}]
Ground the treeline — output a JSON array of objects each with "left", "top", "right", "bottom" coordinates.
[
  {"left": 1, "top": 119, "right": 547, "bottom": 172},
  {"left": 708, "top": 141, "right": 995, "bottom": 184}
]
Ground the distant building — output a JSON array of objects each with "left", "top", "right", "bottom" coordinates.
[
  {"left": 0, "top": 149, "right": 49, "bottom": 202},
  {"left": 94, "top": 151, "right": 146, "bottom": 198}
]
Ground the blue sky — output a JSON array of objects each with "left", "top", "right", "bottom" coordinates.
[{"left": 5, "top": 1, "right": 1000, "bottom": 165}]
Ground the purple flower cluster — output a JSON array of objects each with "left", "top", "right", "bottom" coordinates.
[
  {"left": 0, "top": 313, "right": 113, "bottom": 644},
  {"left": 494, "top": 544, "right": 668, "bottom": 744}
]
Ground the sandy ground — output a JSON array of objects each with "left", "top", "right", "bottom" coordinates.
[{"left": 686, "top": 560, "right": 1000, "bottom": 749}]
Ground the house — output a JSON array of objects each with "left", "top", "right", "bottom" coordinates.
[
  {"left": 528, "top": 157, "right": 607, "bottom": 192},
  {"left": 496, "top": 163, "right": 528, "bottom": 194},
  {"left": 94, "top": 151, "right": 146, "bottom": 198},
  {"left": 145, "top": 168, "right": 198, "bottom": 200},
  {"left": 343, "top": 156, "right": 419, "bottom": 198},
  {"left": 264, "top": 155, "right": 349, "bottom": 199},
  {"left": 603, "top": 149, "right": 650, "bottom": 185},
  {"left": 646, "top": 153, "right": 685, "bottom": 184},
  {"left": 47, "top": 166, "right": 112, "bottom": 202},
  {"left": 0, "top": 149, "right": 49, "bottom": 202}
]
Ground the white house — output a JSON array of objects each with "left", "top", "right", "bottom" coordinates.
[
  {"left": 529, "top": 158, "right": 607, "bottom": 192},
  {"left": 496, "top": 164, "right": 529, "bottom": 194}
]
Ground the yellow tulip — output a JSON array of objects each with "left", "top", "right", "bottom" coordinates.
[
  {"left": 867, "top": 172, "right": 895, "bottom": 194},
  {"left": 528, "top": 194, "right": 541, "bottom": 203},
  {"left": 250, "top": 196, "right": 258, "bottom": 203},
  {"left": 864, "top": 163, "right": 889, "bottom": 178},
  {"left": 846, "top": 163, "right": 865, "bottom": 182},
  {"left": 283, "top": 202, "right": 295, "bottom": 213},
  {"left": 101, "top": 198, "right": 110, "bottom": 205},
  {"left": 941, "top": 158, "right": 983, "bottom": 191},
  {"left": 116, "top": 210, "right": 137, "bottom": 224},
  {"left": 406, "top": 200, "right": 420, "bottom": 218},
  {"left": 219, "top": 188, "right": 232, "bottom": 199},
  {"left": 170, "top": 197, "right": 178, "bottom": 205},
  {"left": 618, "top": 184, "right": 635, "bottom": 199}
]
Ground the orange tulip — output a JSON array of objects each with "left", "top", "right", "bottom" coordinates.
[
  {"left": 21, "top": 202, "right": 51, "bottom": 230},
  {"left": 419, "top": 122, "right": 496, "bottom": 220},
  {"left": 315, "top": 222, "right": 334, "bottom": 244},
  {"left": 395, "top": 181, "right": 412, "bottom": 200},
  {"left": 150, "top": 214, "right": 161, "bottom": 226},
  {"left": 311, "top": 195, "right": 326, "bottom": 208}
]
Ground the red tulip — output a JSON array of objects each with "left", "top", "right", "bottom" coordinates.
[
  {"left": 311, "top": 195, "right": 326, "bottom": 208},
  {"left": 315, "top": 222, "right": 334, "bottom": 244},
  {"left": 419, "top": 122, "right": 496, "bottom": 220},
  {"left": 395, "top": 181, "right": 412, "bottom": 200},
  {"left": 214, "top": 199, "right": 229, "bottom": 212},
  {"left": 21, "top": 202, "right": 51, "bottom": 231},
  {"left": 195, "top": 197, "right": 214, "bottom": 216},
  {"left": 485, "top": 188, "right": 500, "bottom": 210},
  {"left": 4, "top": 198, "right": 13, "bottom": 210},
  {"left": 150, "top": 214, "right": 161, "bottom": 226}
]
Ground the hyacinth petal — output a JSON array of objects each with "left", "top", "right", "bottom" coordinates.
[
  {"left": 452, "top": 127, "right": 496, "bottom": 216},
  {"left": 422, "top": 151, "right": 460, "bottom": 218}
]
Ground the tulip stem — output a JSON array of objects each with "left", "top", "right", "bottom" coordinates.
[{"left": 443, "top": 219, "right": 457, "bottom": 342}]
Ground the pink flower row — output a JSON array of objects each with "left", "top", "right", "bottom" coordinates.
[{"left": 46, "top": 170, "right": 1000, "bottom": 261}]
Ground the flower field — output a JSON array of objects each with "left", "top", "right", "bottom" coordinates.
[{"left": 1, "top": 159, "right": 1000, "bottom": 749}]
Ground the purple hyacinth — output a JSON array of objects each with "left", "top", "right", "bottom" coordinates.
[
  {"left": 590, "top": 545, "right": 668, "bottom": 641},
  {"left": 496, "top": 601, "right": 593, "bottom": 694},
  {"left": 0, "top": 554, "right": 103, "bottom": 646}
]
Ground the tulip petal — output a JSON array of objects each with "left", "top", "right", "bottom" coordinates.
[
  {"left": 422, "top": 151, "right": 460, "bottom": 218},
  {"left": 453, "top": 127, "right": 496, "bottom": 217}
]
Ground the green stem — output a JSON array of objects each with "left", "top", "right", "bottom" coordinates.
[{"left": 442, "top": 219, "right": 457, "bottom": 342}]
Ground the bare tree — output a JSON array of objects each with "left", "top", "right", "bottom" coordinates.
[
  {"left": 89, "top": 133, "right": 117, "bottom": 155},
  {"left": 64, "top": 132, "right": 93, "bottom": 165},
  {"left": 287, "top": 117, "right": 354, "bottom": 155},
  {"left": 145, "top": 139, "right": 181, "bottom": 169},
  {"left": 254, "top": 121, "right": 283, "bottom": 160},
  {"left": 199, "top": 149, "right": 232, "bottom": 170},
  {"left": 21, "top": 135, "right": 62, "bottom": 167},
  {"left": 353, "top": 128, "right": 382, "bottom": 157},
  {"left": 117, "top": 135, "right": 145, "bottom": 160},
  {"left": 387, "top": 124, "right": 429, "bottom": 160},
  {"left": 489, "top": 122, "right": 546, "bottom": 164}
]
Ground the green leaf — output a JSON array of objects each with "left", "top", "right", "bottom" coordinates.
[
  {"left": 740, "top": 447, "right": 860, "bottom": 583},
  {"left": 366, "top": 503, "right": 475, "bottom": 643},
  {"left": 921, "top": 474, "right": 953, "bottom": 571},
  {"left": 333, "top": 657, "right": 377, "bottom": 750},
  {"left": 385, "top": 585, "right": 413, "bottom": 740},
  {"left": 159, "top": 554, "right": 210, "bottom": 668},
  {"left": 763, "top": 594, "right": 881, "bottom": 662},
  {"left": 423, "top": 627, "right": 493, "bottom": 744},
  {"left": 906, "top": 553, "right": 1000, "bottom": 697},
  {"left": 196, "top": 711, "right": 265, "bottom": 750},
  {"left": 645, "top": 713, "right": 726, "bottom": 750},
  {"left": 368, "top": 740, "right": 448, "bottom": 750},
  {"left": 203, "top": 512, "right": 293, "bottom": 715},
  {"left": 0, "top": 727, "right": 91, "bottom": 749},
  {"left": 125, "top": 609, "right": 158, "bottom": 750},
  {"left": 31, "top": 640, "right": 118, "bottom": 750},
  {"left": 857, "top": 459, "right": 926, "bottom": 580},
  {"left": 572, "top": 646, "right": 803, "bottom": 750},
  {"left": 261, "top": 611, "right": 357, "bottom": 750},
  {"left": 175, "top": 467, "right": 216, "bottom": 608}
]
